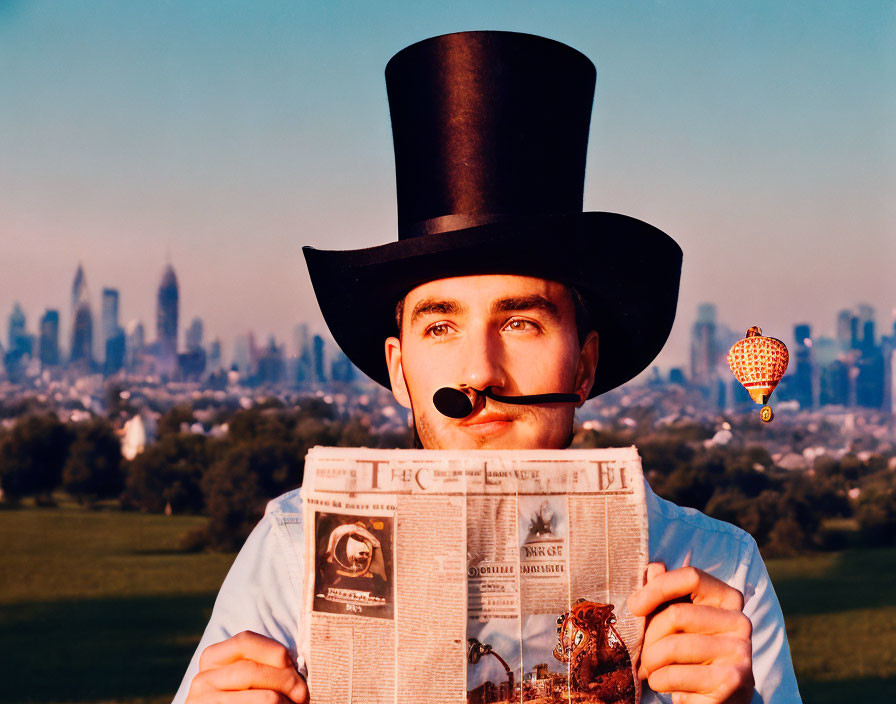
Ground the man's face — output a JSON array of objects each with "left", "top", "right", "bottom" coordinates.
[{"left": 385, "top": 275, "right": 598, "bottom": 450}]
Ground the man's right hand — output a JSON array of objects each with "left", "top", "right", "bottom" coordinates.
[{"left": 185, "top": 630, "right": 309, "bottom": 703}]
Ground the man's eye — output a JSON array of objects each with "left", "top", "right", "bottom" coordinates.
[
  {"left": 504, "top": 319, "right": 538, "bottom": 332},
  {"left": 426, "top": 323, "right": 451, "bottom": 338}
]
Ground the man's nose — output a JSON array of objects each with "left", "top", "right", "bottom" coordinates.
[{"left": 458, "top": 327, "right": 507, "bottom": 391}]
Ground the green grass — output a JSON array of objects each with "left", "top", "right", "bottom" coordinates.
[
  {"left": 1, "top": 507, "right": 894, "bottom": 703},
  {"left": 0, "top": 507, "right": 235, "bottom": 704},
  {"left": 767, "top": 547, "right": 896, "bottom": 703}
]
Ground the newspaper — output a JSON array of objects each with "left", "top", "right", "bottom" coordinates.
[{"left": 300, "top": 447, "right": 648, "bottom": 704}]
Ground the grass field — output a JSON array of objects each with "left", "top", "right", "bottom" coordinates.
[
  {"left": 0, "top": 507, "right": 234, "bottom": 704},
  {"left": 767, "top": 548, "right": 896, "bottom": 703},
  {"left": 1, "top": 507, "right": 894, "bottom": 703}
]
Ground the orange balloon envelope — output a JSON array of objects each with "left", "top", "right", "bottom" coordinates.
[{"left": 727, "top": 326, "right": 789, "bottom": 406}]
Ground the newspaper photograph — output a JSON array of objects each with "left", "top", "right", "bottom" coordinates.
[{"left": 300, "top": 447, "right": 649, "bottom": 704}]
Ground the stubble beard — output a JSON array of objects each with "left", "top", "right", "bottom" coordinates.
[{"left": 412, "top": 404, "right": 544, "bottom": 450}]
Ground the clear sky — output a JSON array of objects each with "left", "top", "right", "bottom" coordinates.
[{"left": 2, "top": 0, "right": 894, "bottom": 369}]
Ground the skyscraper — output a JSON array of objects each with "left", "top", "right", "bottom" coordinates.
[
  {"left": 4, "top": 303, "right": 32, "bottom": 378},
  {"left": 125, "top": 319, "right": 145, "bottom": 369},
  {"left": 70, "top": 305, "right": 94, "bottom": 365},
  {"left": 208, "top": 338, "right": 223, "bottom": 371},
  {"left": 104, "top": 329, "right": 126, "bottom": 376},
  {"left": 101, "top": 288, "right": 120, "bottom": 352},
  {"left": 689, "top": 303, "right": 717, "bottom": 385},
  {"left": 185, "top": 317, "right": 204, "bottom": 352},
  {"left": 257, "top": 336, "right": 285, "bottom": 385},
  {"left": 157, "top": 264, "right": 179, "bottom": 349},
  {"left": 889, "top": 349, "right": 896, "bottom": 416},
  {"left": 330, "top": 349, "right": 356, "bottom": 383},
  {"left": 156, "top": 263, "right": 179, "bottom": 376},
  {"left": 857, "top": 303, "right": 875, "bottom": 327},
  {"left": 836, "top": 309, "right": 852, "bottom": 351},
  {"left": 313, "top": 334, "right": 326, "bottom": 383},
  {"left": 7, "top": 302, "right": 26, "bottom": 354},
  {"left": 293, "top": 323, "right": 312, "bottom": 384},
  {"left": 39, "top": 309, "right": 60, "bottom": 367},
  {"left": 71, "top": 263, "right": 87, "bottom": 315},
  {"left": 70, "top": 265, "right": 93, "bottom": 365},
  {"left": 233, "top": 334, "right": 252, "bottom": 375},
  {"left": 791, "top": 323, "right": 813, "bottom": 409}
]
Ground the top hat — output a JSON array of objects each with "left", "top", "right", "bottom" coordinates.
[{"left": 303, "top": 31, "right": 682, "bottom": 397}]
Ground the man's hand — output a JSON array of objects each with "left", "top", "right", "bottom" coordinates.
[
  {"left": 185, "top": 630, "right": 309, "bottom": 703},
  {"left": 627, "top": 563, "right": 754, "bottom": 704}
]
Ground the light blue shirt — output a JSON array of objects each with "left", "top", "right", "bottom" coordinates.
[{"left": 173, "top": 480, "right": 802, "bottom": 703}]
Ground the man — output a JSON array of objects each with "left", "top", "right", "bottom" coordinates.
[{"left": 176, "top": 31, "right": 801, "bottom": 704}]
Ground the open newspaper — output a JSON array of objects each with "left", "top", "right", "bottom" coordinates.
[{"left": 300, "top": 447, "right": 648, "bottom": 704}]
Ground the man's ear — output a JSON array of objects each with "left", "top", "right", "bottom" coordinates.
[
  {"left": 385, "top": 336, "right": 412, "bottom": 409},
  {"left": 574, "top": 330, "right": 599, "bottom": 407}
]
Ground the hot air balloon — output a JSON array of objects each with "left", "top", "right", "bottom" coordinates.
[{"left": 727, "top": 326, "right": 789, "bottom": 422}]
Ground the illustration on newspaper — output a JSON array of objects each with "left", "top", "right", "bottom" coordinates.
[{"left": 300, "top": 447, "right": 649, "bottom": 704}]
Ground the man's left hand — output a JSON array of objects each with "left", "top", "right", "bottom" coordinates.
[{"left": 627, "top": 563, "right": 754, "bottom": 704}]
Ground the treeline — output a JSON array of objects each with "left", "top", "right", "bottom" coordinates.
[
  {"left": 0, "top": 414, "right": 123, "bottom": 506},
  {"left": 574, "top": 425, "right": 896, "bottom": 556},
  {"left": 1, "top": 409, "right": 893, "bottom": 555},
  {"left": 0, "top": 400, "right": 408, "bottom": 550}
]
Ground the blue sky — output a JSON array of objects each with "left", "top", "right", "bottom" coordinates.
[{"left": 2, "top": 0, "right": 894, "bottom": 368}]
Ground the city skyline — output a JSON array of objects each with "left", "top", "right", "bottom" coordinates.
[
  {"left": 4, "top": 257, "right": 895, "bottom": 380},
  {"left": 2, "top": 2, "right": 894, "bottom": 369}
]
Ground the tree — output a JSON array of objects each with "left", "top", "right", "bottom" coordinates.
[
  {"left": 62, "top": 420, "right": 124, "bottom": 505},
  {"left": 157, "top": 404, "right": 196, "bottom": 438},
  {"left": 200, "top": 441, "right": 304, "bottom": 550},
  {"left": 0, "top": 414, "right": 70, "bottom": 503},
  {"left": 122, "top": 433, "right": 217, "bottom": 514},
  {"left": 856, "top": 481, "right": 896, "bottom": 546}
]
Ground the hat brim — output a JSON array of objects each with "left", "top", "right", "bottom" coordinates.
[{"left": 303, "top": 212, "right": 682, "bottom": 398}]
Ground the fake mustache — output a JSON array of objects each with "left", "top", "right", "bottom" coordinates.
[{"left": 432, "top": 386, "right": 581, "bottom": 419}]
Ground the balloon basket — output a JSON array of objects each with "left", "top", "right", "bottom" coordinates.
[{"left": 759, "top": 406, "right": 774, "bottom": 423}]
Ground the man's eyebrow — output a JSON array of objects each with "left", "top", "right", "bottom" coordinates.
[
  {"left": 409, "top": 298, "right": 465, "bottom": 324},
  {"left": 491, "top": 295, "right": 560, "bottom": 319}
]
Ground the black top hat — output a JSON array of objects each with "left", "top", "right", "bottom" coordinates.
[{"left": 303, "top": 31, "right": 682, "bottom": 397}]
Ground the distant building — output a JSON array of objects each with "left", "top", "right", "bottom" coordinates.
[
  {"left": 156, "top": 263, "right": 179, "bottom": 376},
  {"left": 7, "top": 302, "right": 26, "bottom": 352},
  {"left": 4, "top": 303, "right": 32, "bottom": 378},
  {"left": 207, "top": 338, "right": 223, "bottom": 372},
  {"left": 257, "top": 336, "right": 285, "bottom": 386},
  {"left": 293, "top": 323, "right": 310, "bottom": 358},
  {"left": 836, "top": 309, "right": 852, "bottom": 351},
  {"left": 71, "top": 264, "right": 87, "bottom": 315},
  {"left": 70, "top": 264, "right": 94, "bottom": 366},
  {"left": 104, "top": 329, "right": 126, "bottom": 376},
  {"left": 70, "top": 305, "right": 94, "bottom": 365},
  {"left": 689, "top": 303, "right": 717, "bottom": 388},
  {"left": 857, "top": 303, "right": 875, "bottom": 327},
  {"left": 233, "top": 334, "right": 252, "bottom": 375},
  {"left": 861, "top": 319, "right": 876, "bottom": 354},
  {"left": 125, "top": 319, "right": 145, "bottom": 369},
  {"left": 101, "top": 288, "right": 120, "bottom": 352},
  {"left": 178, "top": 348, "right": 206, "bottom": 379},
  {"left": 313, "top": 334, "right": 326, "bottom": 383},
  {"left": 185, "top": 317, "right": 204, "bottom": 352},
  {"left": 889, "top": 348, "right": 896, "bottom": 416},
  {"left": 791, "top": 323, "right": 813, "bottom": 409},
  {"left": 39, "top": 309, "right": 60, "bottom": 367},
  {"left": 330, "top": 349, "right": 356, "bottom": 383},
  {"left": 819, "top": 359, "right": 849, "bottom": 407},
  {"left": 856, "top": 344, "right": 885, "bottom": 408},
  {"left": 668, "top": 367, "right": 686, "bottom": 385},
  {"left": 849, "top": 314, "right": 860, "bottom": 350}
]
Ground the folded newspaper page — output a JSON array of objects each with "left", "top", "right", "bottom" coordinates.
[{"left": 300, "top": 447, "right": 648, "bottom": 704}]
